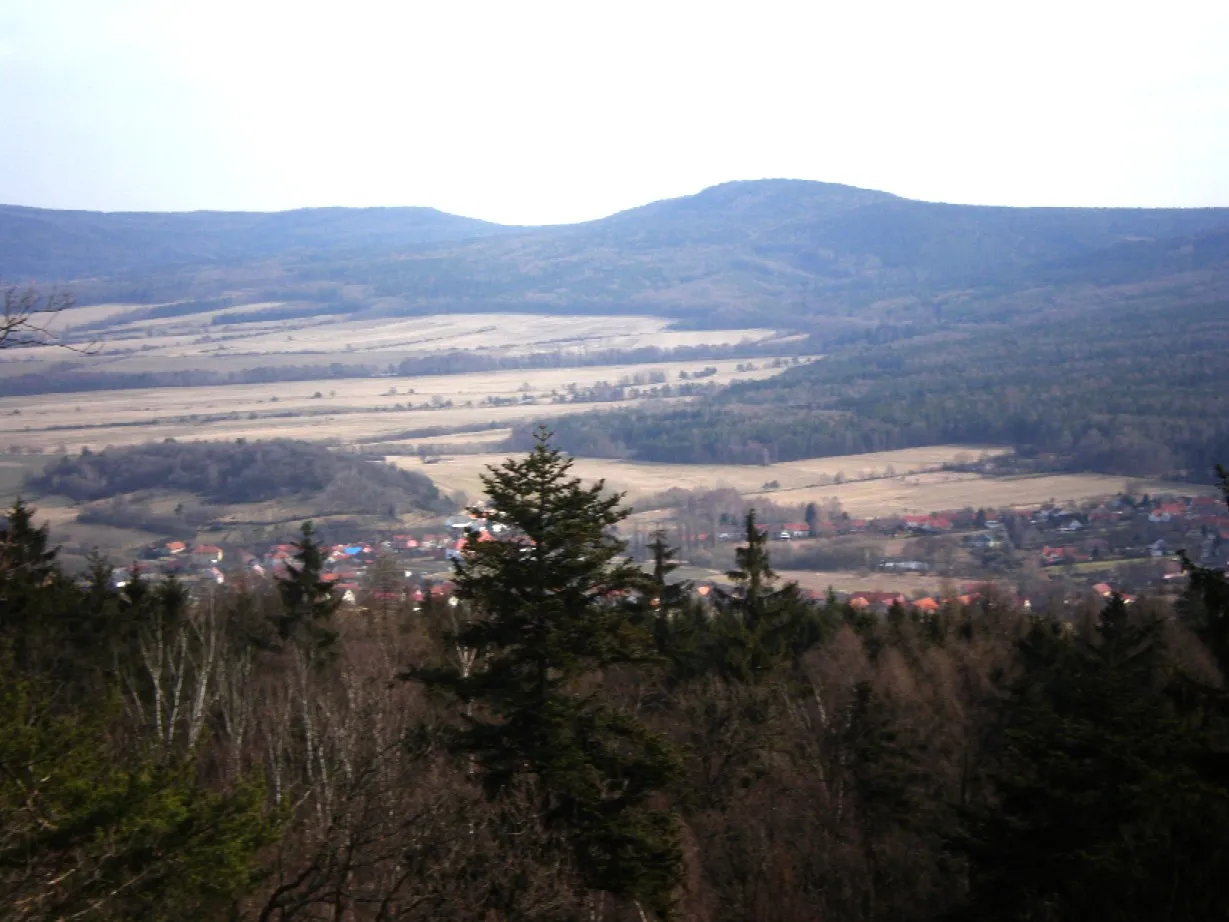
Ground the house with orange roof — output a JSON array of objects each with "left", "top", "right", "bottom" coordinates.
[{"left": 192, "top": 544, "right": 223, "bottom": 564}]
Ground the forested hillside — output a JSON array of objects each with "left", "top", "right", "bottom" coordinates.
[
  {"left": 9, "top": 180, "right": 1229, "bottom": 480},
  {"left": 0, "top": 203, "right": 508, "bottom": 280},
  {"left": 30, "top": 439, "right": 452, "bottom": 513},
  {"left": 539, "top": 262, "right": 1229, "bottom": 479},
  {"left": 6, "top": 439, "right": 1229, "bottom": 920},
  {"left": 10, "top": 180, "right": 1229, "bottom": 332}
]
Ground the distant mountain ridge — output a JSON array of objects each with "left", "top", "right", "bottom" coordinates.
[
  {"left": 6, "top": 179, "right": 1229, "bottom": 330},
  {"left": 0, "top": 203, "right": 511, "bottom": 280}
]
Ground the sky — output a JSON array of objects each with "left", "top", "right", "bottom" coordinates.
[{"left": 2, "top": 0, "right": 1228, "bottom": 225}]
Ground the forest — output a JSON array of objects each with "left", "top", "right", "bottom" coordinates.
[
  {"left": 5, "top": 434, "right": 1229, "bottom": 921},
  {"left": 540, "top": 281, "right": 1229, "bottom": 479},
  {"left": 29, "top": 439, "right": 452, "bottom": 513}
]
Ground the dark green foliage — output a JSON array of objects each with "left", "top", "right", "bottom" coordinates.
[
  {"left": 0, "top": 673, "right": 274, "bottom": 921},
  {"left": 0, "top": 499, "right": 69, "bottom": 669},
  {"left": 13, "top": 444, "right": 1229, "bottom": 918},
  {"left": 406, "top": 429, "right": 684, "bottom": 918},
  {"left": 645, "top": 530, "right": 690, "bottom": 652},
  {"left": 1179, "top": 464, "right": 1229, "bottom": 671},
  {"left": 540, "top": 286, "right": 1229, "bottom": 479},
  {"left": 954, "top": 599, "right": 1229, "bottom": 922},
  {"left": 710, "top": 510, "right": 818, "bottom": 681},
  {"left": 273, "top": 521, "right": 341, "bottom": 656},
  {"left": 0, "top": 502, "right": 134, "bottom": 689},
  {"left": 29, "top": 437, "right": 451, "bottom": 512},
  {"left": 0, "top": 503, "right": 276, "bottom": 921}
]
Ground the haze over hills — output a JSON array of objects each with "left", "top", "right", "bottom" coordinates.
[
  {"left": 0, "top": 203, "right": 511, "bottom": 280},
  {"left": 6, "top": 178, "right": 1229, "bottom": 482},
  {"left": 7, "top": 179, "right": 1229, "bottom": 331}
]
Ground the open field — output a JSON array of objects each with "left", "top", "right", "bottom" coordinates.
[
  {"left": 387, "top": 447, "right": 1003, "bottom": 509},
  {"left": 675, "top": 566, "right": 965, "bottom": 597},
  {"left": 787, "top": 471, "right": 1216, "bottom": 516},
  {"left": 0, "top": 357, "right": 796, "bottom": 453},
  {"left": 0, "top": 456, "right": 50, "bottom": 501},
  {"left": 1, "top": 309, "right": 791, "bottom": 375},
  {"left": 774, "top": 569, "right": 961, "bottom": 597},
  {"left": 389, "top": 450, "right": 1215, "bottom": 517}
]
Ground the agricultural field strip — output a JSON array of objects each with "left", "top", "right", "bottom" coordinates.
[
  {"left": 0, "top": 358, "right": 793, "bottom": 454},
  {"left": 394, "top": 450, "right": 1214, "bottom": 519},
  {"left": 0, "top": 310, "right": 783, "bottom": 367},
  {"left": 674, "top": 566, "right": 958, "bottom": 596},
  {"left": 391, "top": 448, "right": 998, "bottom": 508},
  {"left": 1, "top": 401, "right": 622, "bottom": 454}
]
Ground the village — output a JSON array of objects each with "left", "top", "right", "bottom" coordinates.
[{"left": 125, "top": 487, "right": 1227, "bottom": 617}]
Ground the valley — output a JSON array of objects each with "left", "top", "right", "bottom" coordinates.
[{"left": 5, "top": 179, "right": 1229, "bottom": 601}]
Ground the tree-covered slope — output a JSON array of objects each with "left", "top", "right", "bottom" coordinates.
[
  {"left": 284, "top": 180, "right": 1229, "bottom": 327},
  {"left": 29, "top": 439, "right": 453, "bottom": 514},
  {"left": 537, "top": 263, "right": 1229, "bottom": 479},
  {"left": 0, "top": 204, "right": 510, "bottom": 280},
  {"left": 11, "top": 180, "right": 1229, "bottom": 331}
]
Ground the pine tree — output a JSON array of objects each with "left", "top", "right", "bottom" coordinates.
[
  {"left": 804, "top": 501, "right": 820, "bottom": 537},
  {"left": 645, "top": 530, "right": 690, "bottom": 649},
  {"left": 713, "top": 509, "right": 813, "bottom": 681},
  {"left": 1179, "top": 464, "right": 1229, "bottom": 672},
  {"left": 273, "top": 521, "right": 340, "bottom": 657},
  {"left": 406, "top": 429, "right": 683, "bottom": 918},
  {"left": 0, "top": 500, "right": 67, "bottom": 670},
  {"left": 0, "top": 503, "right": 276, "bottom": 918},
  {"left": 0, "top": 662, "right": 275, "bottom": 920},
  {"left": 955, "top": 598, "right": 1227, "bottom": 921},
  {"left": 0, "top": 499, "right": 57, "bottom": 591}
]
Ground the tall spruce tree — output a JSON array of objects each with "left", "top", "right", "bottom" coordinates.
[
  {"left": 713, "top": 509, "right": 812, "bottom": 681},
  {"left": 273, "top": 521, "right": 340, "bottom": 657},
  {"left": 0, "top": 503, "right": 275, "bottom": 919},
  {"left": 406, "top": 429, "right": 683, "bottom": 919},
  {"left": 955, "top": 598, "right": 1228, "bottom": 921},
  {"left": 0, "top": 500, "right": 68, "bottom": 671}
]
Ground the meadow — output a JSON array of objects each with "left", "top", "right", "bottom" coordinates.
[
  {"left": 385, "top": 449, "right": 1203, "bottom": 517},
  {"left": 0, "top": 357, "right": 792, "bottom": 453},
  {"left": 1, "top": 301, "right": 1213, "bottom": 573},
  {"left": 2, "top": 308, "right": 786, "bottom": 374}
]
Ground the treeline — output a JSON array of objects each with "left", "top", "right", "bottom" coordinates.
[
  {"left": 6, "top": 438, "right": 1229, "bottom": 920},
  {"left": 539, "top": 294, "right": 1229, "bottom": 479},
  {"left": 0, "top": 346, "right": 808, "bottom": 399},
  {"left": 0, "top": 362, "right": 376, "bottom": 397},
  {"left": 29, "top": 438, "right": 452, "bottom": 513},
  {"left": 392, "top": 343, "right": 808, "bottom": 377}
]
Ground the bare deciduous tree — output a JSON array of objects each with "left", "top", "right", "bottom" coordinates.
[{"left": 1, "top": 287, "right": 77, "bottom": 351}]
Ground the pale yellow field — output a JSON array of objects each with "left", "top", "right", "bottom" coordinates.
[
  {"left": 393, "top": 450, "right": 1212, "bottom": 517},
  {"left": 2, "top": 401, "right": 620, "bottom": 454},
  {"left": 32, "top": 302, "right": 149, "bottom": 331},
  {"left": 785, "top": 471, "right": 1212, "bottom": 516},
  {"left": 3, "top": 310, "right": 787, "bottom": 370},
  {"left": 774, "top": 569, "right": 960, "bottom": 596},
  {"left": 0, "top": 358, "right": 797, "bottom": 453},
  {"left": 388, "top": 447, "right": 994, "bottom": 507},
  {"left": 679, "top": 566, "right": 968, "bottom": 596}
]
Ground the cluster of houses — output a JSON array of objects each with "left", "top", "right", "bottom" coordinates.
[
  {"left": 1026, "top": 494, "right": 1229, "bottom": 570},
  {"left": 135, "top": 513, "right": 506, "bottom": 603},
  {"left": 128, "top": 491, "right": 1225, "bottom": 610}
]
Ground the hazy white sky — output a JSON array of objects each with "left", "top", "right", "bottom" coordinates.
[{"left": 2, "top": 0, "right": 1228, "bottom": 224}]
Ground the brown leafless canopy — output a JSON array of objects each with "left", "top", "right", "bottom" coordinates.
[{"left": 1, "top": 286, "right": 77, "bottom": 350}]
